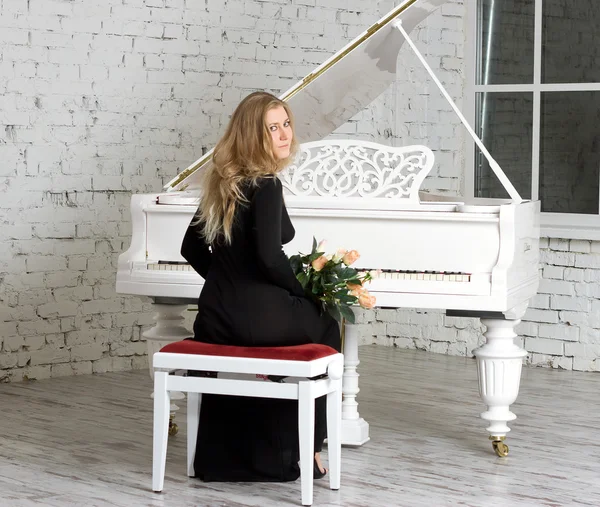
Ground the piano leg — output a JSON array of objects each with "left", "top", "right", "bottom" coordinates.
[
  {"left": 474, "top": 317, "right": 528, "bottom": 457},
  {"left": 341, "top": 323, "right": 370, "bottom": 446},
  {"left": 144, "top": 303, "right": 194, "bottom": 436}
]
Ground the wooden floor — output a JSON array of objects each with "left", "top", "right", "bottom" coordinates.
[{"left": 1, "top": 345, "right": 599, "bottom": 507}]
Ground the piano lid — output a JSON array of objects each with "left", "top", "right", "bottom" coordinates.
[{"left": 164, "top": 0, "right": 447, "bottom": 192}]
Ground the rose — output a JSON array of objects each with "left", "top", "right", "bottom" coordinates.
[
  {"left": 332, "top": 248, "right": 347, "bottom": 263},
  {"left": 347, "top": 282, "right": 365, "bottom": 298},
  {"left": 342, "top": 250, "right": 360, "bottom": 266},
  {"left": 311, "top": 255, "right": 328, "bottom": 271},
  {"left": 358, "top": 292, "right": 376, "bottom": 309},
  {"left": 369, "top": 269, "right": 382, "bottom": 279}
]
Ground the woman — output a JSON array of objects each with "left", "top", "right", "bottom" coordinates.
[{"left": 181, "top": 91, "right": 340, "bottom": 482}]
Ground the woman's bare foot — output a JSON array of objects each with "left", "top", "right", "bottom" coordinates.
[{"left": 314, "top": 452, "right": 327, "bottom": 474}]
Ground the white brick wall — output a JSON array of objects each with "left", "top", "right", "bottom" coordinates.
[{"left": 1, "top": 0, "right": 598, "bottom": 383}]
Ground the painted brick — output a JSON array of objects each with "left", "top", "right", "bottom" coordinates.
[
  {"left": 574, "top": 254, "right": 600, "bottom": 269},
  {"left": 540, "top": 250, "right": 576, "bottom": 266},
  {"left": 564, "top": 342, "right": 600, "bottom": 358},
  {"left": 516, "top": 321, "right": 539, "bottom": 337},
  {"left": 563, "top": 268, "right": 585, "bottom": 282},
  {"left": 525, "top": 308, "right": 559, "bottom": 324},
  {"left": 70, "top": 344, "right": 105, "bottom": 362},
  {"left": 570, "top": 240, "right": 591, "bottom": 253},
  {"left": 531, "top": 294, "right": 550, "bottom": 309},
  {"left": 30, "top": 347, "right": 71, "bottom": 366},
  {"left": 543, "top": 265, "right": 564, "bottom": 279},
  {"left": 560, "top": 311, "right": 594, "bottom": 327},
  {"left": 526, "top": 337, "right": 564, "bottom": 355},
  {"left": 578, "top": 326, "right": 600, "bottom": 344},
  {"left": 549, "top": 238, "right": 569, "bottom": 251},
  {"left": 550, "top": 295, "right": 589, "bottom": 312},
  {"left": 572, "top": 358, "right": 599, "bottom": 372},
  {"left": 537, "top": 278, "right": 574, "bottom": 296}
]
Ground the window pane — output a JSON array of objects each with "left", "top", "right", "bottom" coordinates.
[
  {"left": 477, "top": 0, "right": 534, "bottom": 85},
  {"left": 540, "top": 92, "right": 600, "bottom": 213},
  {"left": 475, "top": 93, "right": 533, "bottom": 199},
  {"left": 542, "top": 0, "right": 600, "bottom": 83}
]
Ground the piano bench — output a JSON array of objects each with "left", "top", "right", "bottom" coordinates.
[{"left": 151, "top": 340, "right": 344, "bottom": 506}]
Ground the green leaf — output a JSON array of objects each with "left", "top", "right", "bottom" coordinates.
[
  {"left": 289, "top": 255, "right": 302, "bottom": 274},
  {"left": 338, "top": 293, "right": 357, "bottom": 304},
  {"left": 339, "top": 305, "right": 355, "bottom": 324},
  {"left": 312, "top": 237, "right": 317, "bottom": 254},
  {"left": 308, "top": 252, "right": 323, "bottom": 262},
  {"left": 327, "top": 304, "right": 342, "bottom": 322},
  {"left": 297, "top": 270, "right": 309, "bottom": 288},
  {"left": 338, "top": 267, "right": 358, "bottom": 279}
]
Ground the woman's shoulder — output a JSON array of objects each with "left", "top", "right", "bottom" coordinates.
[
  {"left": 254, "top": 176, "right": 280, "bottom": 188},
  {"left": 248, "top": 176, "right": 282, "bottom": 196}
]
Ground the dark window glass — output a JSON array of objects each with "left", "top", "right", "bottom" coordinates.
[
  {"left": 540, "top": 92, "right": 600, "bottom": 213},
  {"left": 477, "top": 0, "right": 534, "bottom": 85},
  {"left": 475, "top": 92, "right": 533, "bottom": 199},
  {"left": 542, "top": 0, "right": 600, "bottom": 83}
]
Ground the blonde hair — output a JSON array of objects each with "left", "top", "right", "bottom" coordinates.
[{"left": 198, "top": 91, "right": 298, "bottom": 245}]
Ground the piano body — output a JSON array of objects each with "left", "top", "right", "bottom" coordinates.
[{"left": 116, "top": 0, "right": 540, "bottom": 456}]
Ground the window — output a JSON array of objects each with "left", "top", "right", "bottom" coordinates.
[{"left": 467, "top": 0, "right": 600, "bottom": 237}]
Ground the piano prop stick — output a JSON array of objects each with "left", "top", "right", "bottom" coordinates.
[{"left": 116, "top": 0, "right": 540, "bottom": 456}]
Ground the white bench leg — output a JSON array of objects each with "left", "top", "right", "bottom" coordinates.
[
  {"left": 187, "top": 392, "right": 201, "bottom": 477},
  {"left": 327, "top": 378, "right": 342, "bottom": 491},
  {"left": 298, "top": 381, "right": 315, "bottom": 506},
  {"left": 152, "top": 371, "right": 171, "bottom": 492}
]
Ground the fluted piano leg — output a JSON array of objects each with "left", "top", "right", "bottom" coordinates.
[
  {"left": 341, "top": 323, "right": 370, "bottom": 446},
  {"left": 144, "top": 303, "right": 193, "bottom": 436},
  {"left": 474, "top": 317, "right": 528, "bottom": 456}
]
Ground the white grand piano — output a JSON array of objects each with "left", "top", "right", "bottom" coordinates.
[{"left": 116, "top": 0, "right": 540, "bottom": 457}]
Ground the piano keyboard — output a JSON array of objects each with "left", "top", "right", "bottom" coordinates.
[
  {"left": 148, "top": 263, "right": 471, "bottom": 282},
  {"left": 375, "top": 270, "right": 471, "bottom": 283},
  {"left": 147, "top": 263, "right": 195, "bottom": 272}
]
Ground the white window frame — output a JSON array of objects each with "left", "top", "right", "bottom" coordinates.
[{"left": 465, "top": 0, "right": 600, "bottom": 240}]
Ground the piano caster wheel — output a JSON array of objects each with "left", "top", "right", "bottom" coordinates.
[
  {"left": 490, "top": 436, "right": 509, "bottom": 457},
  {"left": 169, "top": 415, "right": 179, "bottom": 437}
]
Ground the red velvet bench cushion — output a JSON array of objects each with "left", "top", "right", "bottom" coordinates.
[{"left": 159, "top": 340, "right": 338, "bottom": 362}]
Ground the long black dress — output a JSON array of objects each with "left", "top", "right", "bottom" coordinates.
[{"left": 181, "top": 176, "right": 341, "bottom": 482}]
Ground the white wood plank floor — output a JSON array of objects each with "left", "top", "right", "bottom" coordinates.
[{"left": 1, "top": 345, "right": 599, "bottom": 507}]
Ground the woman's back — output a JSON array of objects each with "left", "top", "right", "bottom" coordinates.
[
  {"left": 206, "top": 178, "right": 297, "bottom": 285},
  {"left": 182, "top": 177, "right": 333, "bottom": 347}
]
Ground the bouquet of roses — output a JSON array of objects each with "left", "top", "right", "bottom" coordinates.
[{"left": 289, "top": 238, "right": 377, "bottom": 324}]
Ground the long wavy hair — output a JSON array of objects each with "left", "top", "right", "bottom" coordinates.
[{"left": 198, "top": 91, "right": 299, "bottom": 245}]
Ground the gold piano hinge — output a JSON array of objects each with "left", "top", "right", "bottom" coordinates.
[
  {"left": 302, "top": 73, "right": 315, "bottom": 84},
  {"left": 366, "top": 22, "right": 381, "bottom": 35},
  {"left": 167, "top": 152, "right": 212, "bottom": 189},
  {"left": 283, "top": 0, "right": 418, "bottom": 103}
]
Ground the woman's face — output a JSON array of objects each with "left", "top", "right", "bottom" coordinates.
[{"left": 265, "top": 106, "right": 293, "bottom": 160}]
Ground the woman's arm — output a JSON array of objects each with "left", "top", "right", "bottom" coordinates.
[
  {"left": 180, "top": 212, "right": 212, "bottom": 279},
  {"left": 281, "top": 198, "right": 296, "bottom": 245},
  {"left": 252, "top": 178, "right": 304, "bottom": 296}
]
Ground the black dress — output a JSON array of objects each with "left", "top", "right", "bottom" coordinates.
[{"left": 181, "top": 176, "right": 341, "bottom": 482}]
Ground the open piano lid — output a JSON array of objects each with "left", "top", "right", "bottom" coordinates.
[
  {"left": 162, "top": 0, "right": 522, "bottom": 203},
  {"left": 163, "top": 0, "right": 447, "bottom": 193}
]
